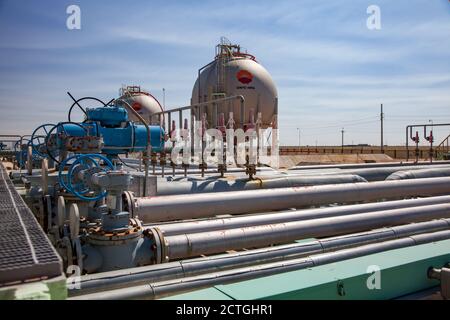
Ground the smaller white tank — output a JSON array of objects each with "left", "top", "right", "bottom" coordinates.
[{"left": 117, "top": 85, "right": 163, "bottom": 123}]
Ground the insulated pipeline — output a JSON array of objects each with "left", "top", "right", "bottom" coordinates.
[
  {"left": 71, "top": 218, "right": 450, "bottom": 296},
  {"left": 334, "top": 164, "right": 450, "bottom": 181},
  {"left": 147, "top": 195, "right": 450, "bottom": 236},
  {"left": 154, "top": 174, "right": 367, "bottom": 195},
  {"left": 386, "top": 168, "right": 450, "bottom": 180},
  {"left": 71, "top": 230, "right": 450, "bottom": 300},
  {"left": 130, "top": 177, "right": 450, "bottom": 222},
  {"left": 161, "top": 203, "right": 450, "bottom": 260},
  {"left": 287, "top": 160, "right": 450, "bottom": 171}
]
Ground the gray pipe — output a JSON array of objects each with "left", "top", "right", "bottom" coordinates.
[
  {"left": 335, "top": 165, "right": 450, "bottom": 181},
  {"left": 71, "top": 218, "right": 450, "bottom": 296},
  {"left": 71, "top": 229, "right": 450, "bottom": 300},
  {"left": 148, "top": 195, "right": 450, "bottom": 236},
  {"left": 155, "top": 174, "right": 367, "bottom": 195},
  {"left": 152, "top": 164, "right": 450, "bottom": 185},
  {"left": 146, "top": 164, "right": 450, "bottom": 196},
  {"left": 288, "top": 160, "right": 450, "bottom": 171},
  {"left": 386, "top": 168, "right": 450, "bottom": 181},
  {"left": 130, "top": 177, "right": 450, "bottom": 222},
  {"left": 161, "top": 203, "right": 450, "bottom": 260}
]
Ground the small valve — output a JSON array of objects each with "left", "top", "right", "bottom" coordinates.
[{"left": 425, "top": 130, "right": 434, "bottom": 143}]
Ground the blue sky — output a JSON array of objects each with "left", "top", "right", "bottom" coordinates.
[{"left": 0, "top": 0, "right": 449, "bottom": 146}]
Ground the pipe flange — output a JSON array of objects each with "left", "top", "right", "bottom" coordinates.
[
  {"left": 57, "top": 196, "right": 66, "bottom": 227},
  {"left": 87, "top": 221, "right": 142, "bottom": 245},
  {"left": 86, "top": 214, "right": 142, "bottom": 245},
  {"left": 122, "top": 191, "right": 135, "bottom": 217},
  {"left": 146, "top": 227, "right": 164, "bottom": 264},
  {"left": 69, "top": 203, "right": 80, "bottom": 240}
]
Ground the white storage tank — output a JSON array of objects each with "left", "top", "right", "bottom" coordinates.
[
  {"left": 191, "top": 39, "right": 278, "bottom": 129},
  {"left": 117, "top": 85, "right": 163, "bottom": 123}
]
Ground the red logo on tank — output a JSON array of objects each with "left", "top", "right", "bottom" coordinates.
[
  {"left": 236, "top": 70, "right": 253, "bottom": 84},
  {"left": 132, "top": 102, "right": 142, "bottom": 111}
]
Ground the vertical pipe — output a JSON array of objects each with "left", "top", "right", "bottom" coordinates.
[
  {"left": 240, "top": 100, "right": 244, "bottom": 128},
  {"left": 380, "top": 104, "right": 384, "bottom": 153},
  {"left": 406, "top": 125, "right": 410, "bottom": 162},
  {"left": 27, "top": 145, "right": 33, "bottom": 175},
  {"left": 430, "top": 130, "right": 434, "bottom": 164},
  {"left": 179, "top": 111, "right": 182, "bottom": 138},
  {"left": 167, "top": 112, "right": 171, "bottom": 137}
]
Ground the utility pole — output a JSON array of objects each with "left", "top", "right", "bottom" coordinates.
[
  {"left": 380, "top": 104, "right": 384, "bottom": 153},
  {"left": 341, "top": 128, "right": 345, "bottom": 154},
  {"left": 297, "top": 128, "right": 301, "bottom": 150}
]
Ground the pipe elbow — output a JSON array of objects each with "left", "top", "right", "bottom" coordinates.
[{"left": 385, "top": 171, "right": 413, "bottom": 180}]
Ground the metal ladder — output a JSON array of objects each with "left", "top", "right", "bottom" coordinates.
[{"left": 436, "top": 133, "right": 450, "bottom": 159}]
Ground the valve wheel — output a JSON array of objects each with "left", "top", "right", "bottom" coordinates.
[
  {"left": 68, "top": 96, "right": 110, "bottom": 123},
  {"left": 59, "top": 154, "right": 114, "bottom": 201},
  {"left": 30, "top": 123, "right": 55, "bottom": 158}
]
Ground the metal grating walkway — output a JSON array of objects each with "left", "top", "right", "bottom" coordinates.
[{"left": 0, "top": 162, "right": 63, "bottom": 285}]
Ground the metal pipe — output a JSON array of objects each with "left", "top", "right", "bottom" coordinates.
[
  {"left": 333, "top": 165, "right": 450, "bottom": 182},
  {"left": 150, "top": 164, "right": 450, "bottom": 196},
  {"left": 406, "top": 123, "right": 450, "bottom": 162},
  {"left": 148, "top": 195, "right": 450, "bottom": 236},
  {"left": 288, "top": 160, "right": 450, "bottom": 171},
  {"left": 386, "top": 168, "right": 450, "bottom": 180},
  {"left": 26, "top": 145, "right": 33, "bottom": 175},
  {"left": 130, "top": 177, "right": 450, "bottom": 222},
  {"left": 0, "top": 135, "right": 22, "bottom": 138},
  {"left": 161, "top": 203, "right": 450, "bottom": 260},
  {"left": 406, "top": 125, "right": 410, "bottom": 162},
  {"left": 71, "top": 218, "right": 450, "bottom": 296},
  {"left": 154, "top": 174, "right": 367, "bottom": 196},
  {"left": 151, "top": 95, "right": 245, "bottom": 117},
  {"left": 71, "top": 229, "right": 450, "bottom": 299}
]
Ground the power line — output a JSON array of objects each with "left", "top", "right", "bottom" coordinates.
[
  {"left": 283, "top": 116, "right": 378, "bottom": 129},
  {"left": 286, "top": 119, "right": 379, "bottom": 130}
]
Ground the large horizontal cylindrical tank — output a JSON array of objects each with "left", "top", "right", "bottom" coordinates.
[
  {"left": 191, "top": 40, "right": 278, "bottom": 129},
  {"left": 117, "top": 86, "right": 163, "bottom": 124}
]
